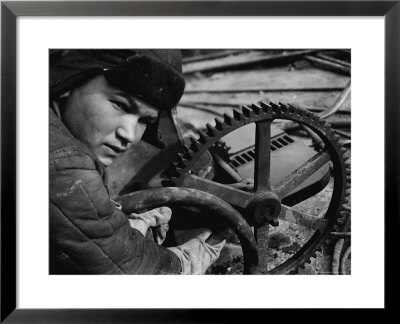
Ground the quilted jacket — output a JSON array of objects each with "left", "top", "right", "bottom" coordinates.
[{"left": 49, "top": 107, "right": 182, "bottom": 274}]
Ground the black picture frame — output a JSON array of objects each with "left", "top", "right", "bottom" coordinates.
[{"left": 1, "top": 1, "right": 398, "bottom": 321}]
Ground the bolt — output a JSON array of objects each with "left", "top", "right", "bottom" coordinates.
[
  {"left": 262, "top": 206, "right": 274, "bottom": 217},
  {"left": 269, "top": 219, "right": 279, "bottom": 227}
]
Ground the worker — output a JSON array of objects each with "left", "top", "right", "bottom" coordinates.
[{"left": 49, "top": 49, "right": 225, "bottom": 274}]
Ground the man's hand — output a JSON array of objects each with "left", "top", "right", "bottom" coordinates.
[
  {"left": 168, "top": 229, "right": 225, "bottom": 275},
  {"left": 129, "top": 207, "right": 172, "bottom": 244}
]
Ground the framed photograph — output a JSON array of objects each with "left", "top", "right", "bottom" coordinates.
[{"left": 1, "top": 0, "right": 398, "bottom": 321}]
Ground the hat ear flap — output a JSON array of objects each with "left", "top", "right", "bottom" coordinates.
[
  {"left": 50, "top": 69, "right": 101, "bottom": 99},
  {"left": 141, "top": 120, "right": 165, "bottom": 149}
]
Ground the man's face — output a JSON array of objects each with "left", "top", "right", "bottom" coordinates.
[{"left": 62, "top": 74, "right": 159, "bottom": 166}]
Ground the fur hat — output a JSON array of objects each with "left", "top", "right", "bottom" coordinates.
[{"left": 50, "top": 49, "right": 185, "bottom": 110}]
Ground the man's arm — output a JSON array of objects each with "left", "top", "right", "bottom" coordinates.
[{"left": 49, "top": 149, "right": 181, "bottom": 274}]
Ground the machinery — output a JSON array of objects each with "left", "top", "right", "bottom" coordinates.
[{"left": 111, "top": 101, "right": 351, "bottom": 274}]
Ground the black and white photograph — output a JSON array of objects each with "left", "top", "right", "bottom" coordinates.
[
  {"left": 2, "top": 0, "right": 396, "bottom": 318},
  {"left": 49, "top": 49, "right": 351, "bottom": 275}
]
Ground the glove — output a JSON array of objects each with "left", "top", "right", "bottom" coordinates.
[
  {"left": 168, "top": 229, "right": 225, "bottom": 275},
  {"left": 129, "top": 207, "right": 172, "bottom": 244}
]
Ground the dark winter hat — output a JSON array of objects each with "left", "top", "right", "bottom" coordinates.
[{"left": 50, "top": 49, "right": 185, "bottom": 110}]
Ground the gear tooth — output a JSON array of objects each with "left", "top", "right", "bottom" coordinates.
[
  {"left": 197, "top": 130, "right": 208, "bottom": 144},
  {"left": 242, "top": 105, "right": 254, "bottom": 118},
  {"left": 333, "top": 224, "right": 342, "bottom": 232},
  {"left": 182, "top": 144, "right": 190, "bottom": 153},
  {"left": 278, "top": 102, "right": 289, "bottom": 112},
  {"left": 299, "top": 264, "right": 305, "bottom": 270},
  {"left": 312, "top": 114, "right": 321, "bottom": 122},
  {"left": 260, "top": 101, "right": 272, "bottom": 114},
  {"left": 164, "top": 167, "right": 173, "bottom": 178},
  {"left": 178, "top": 152, "right": 191, "bottom": 163},
  {"left": 345, "top": 189, "right": 351, "bottom": 196},
  {"left": 345, "top": 183, "right": 351, "bottom": 189},
  {"left": 311, "top": 252, "right": 318, "bottom": 258},
  {"left": 305, "top": 259, "right": 312, "bottom": 264},
  {"left": 304, "top": 109, "right": 313, "bottom": 117},
  {"left": 344, "top": 197, "right": 350, "bottom": 204},
  {"left": 272, "top": 106, "right": 281, "bottom": 116},
  {"left": 341, "top": 205, "right": 351, "bottom": 212},
  {"left": 287, "top": 103, "right": 297, "bottom": 113},
  {"left": 206, "top": 123, "right": 216, "bottom": 136},
  {"left": 233, "top": 109, "right": 244, "bottom": 121},
  {"left": 176, "top": 166, "right": 187, "bottom": 175},
  {"left": 336, "top": 214, "right": 346, "bottom": 223},
  {"left": 167, "top": 166, "right": 180, "bottom": 178},
  {"left": 251, "top": 103, "right": 261, "bottom": 114},
  {"left": 336, "top": 138, "right": 344, "bottom": 146},
  {"left": 340, "top": 147, "right": 347, "bottom": 154},
  {"left": 342, "top": 205, "right": 351, "bottom": 212},
  {"left": 172, "top": 158, "right": 186, "bottom": 170},
  {"left": 162, "top": 178, "right": 175, "bottom": 187},
  {"left": 214, "top": 117, "right": 225, "bottom": 131},
  {"left": 299, "top": 109, "right": 307, "bottom": 118},
  {"left": 189, "top": 136, "right": 200, "bottom": 152},
  {"left": 307, "top": 110, "right": 318, "bottom": 121},
  {"left": 167, "top": 176, "right": 178, "bottom": 185},
  {"left": 323, "top": 121, "right": 332, "bottom": 129},
  {"left": 269, "top": 102, "right": 280, "bottom": 112},
  {"left": 223, "top": 113, "right": 233, "bottom": 126}
]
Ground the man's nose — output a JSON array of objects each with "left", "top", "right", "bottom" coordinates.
[{"left": 116, "top": 115, "right": 140, "bottom": 145}]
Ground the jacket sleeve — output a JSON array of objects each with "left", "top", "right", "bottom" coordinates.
[{"left": 49, "top": 148, "right": 182, "bottom": 274}]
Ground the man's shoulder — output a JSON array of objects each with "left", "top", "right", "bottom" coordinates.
[{"left": 49, "top": 108, "right": 100, "bottom": 171}]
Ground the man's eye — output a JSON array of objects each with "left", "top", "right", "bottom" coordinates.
[{"left": 110, "top": 100, "right": 129, "bottom": 112}]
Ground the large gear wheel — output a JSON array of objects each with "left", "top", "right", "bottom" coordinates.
[{"left": 166, "top": 101, "right": 351, "bottom": 274}]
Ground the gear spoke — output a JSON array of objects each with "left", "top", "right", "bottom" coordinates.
[
  {"left": 181, "top": 174, "right": 253, "bottom": 208},
  {"left": 254, "top": 119, "right": 272, "bottom": 191},
  {"left": 255, "top": 224, "right": 270, "bottom": 273},
  {"left": 279, "top": 205, "right": 328, "bottom": 231},
  {"left": 273, "top": 151, "right": 331, "bottom": 199}
]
